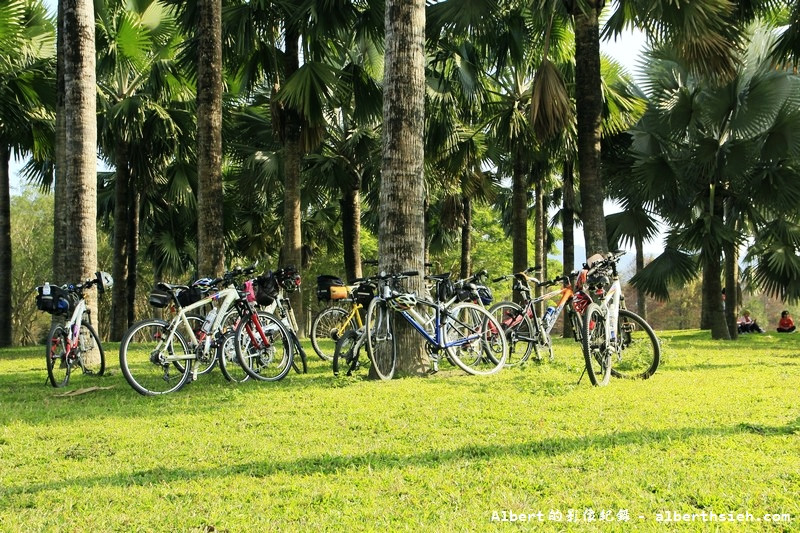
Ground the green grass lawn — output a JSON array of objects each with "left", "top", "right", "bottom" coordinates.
[{"left": 1, "top": 330, "right": 798, "bottom": 531}]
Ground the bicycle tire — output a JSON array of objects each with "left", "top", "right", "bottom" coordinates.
[
  {"left": 488, "top": 301, "right": 534, "bottom": 366},
  {"left": 78, "top": 321, "right": 105, "bottom": 377},
  {"left": 234, "top": 311, "right": 293, "bottom": 382},
  {"left": 119, "top": 319, "right": 193, "bottom": 395},
  {"left": 333, "top": 329, "right": 360, "bottom": 376},
  {"left": 46, "top": 323, "right": 70, "bottom": 388},
  {"left": 443, "top": 302, "right": 508, "bottom": 376},
  {"left": 611, "top": 309, "right": 660, "bottom": 379},
  {"left": 310, "top": 306, "right": 350, "bottom": 360},
  {"left": 289, "top": 330, "right": 308, "bottom": 374},
  {"left": 365, "top": 298, "right": 396, "bottom": 380},
  {"left": 218, "top": 331, "right": 250, "bottom": 383},
  {"left": 582, "top": 303, "right": 612, "bottom": 386}
]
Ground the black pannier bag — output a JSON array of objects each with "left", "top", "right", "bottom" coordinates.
[
  {"left": 255, "top": 272, "right": 280, "bottom": 306},
  {"left": 316, "top": 275, "right": 346, "bottom": 301},
  {"left": 176, "top": 286, "right": 203, "bottom": 307},
  {"left": 436, "top": 279, "right": 456, "bottom": 302},
  {"left": 354, "top": 282, "right": 374, "bottom": 307},
  {"left": 148, "top": 288, "right": 171, "bottom": 308},
  {"left": 36, "top": 285, "right": 75, "bottom": 316}
]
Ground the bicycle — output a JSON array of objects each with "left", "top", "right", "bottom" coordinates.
[
  {"left": 365, "top": 271, "right": 508, "bottom": 379},
  {"left": 580, "top": 251, "right": 661, "bottom": 386},
  {"left": 119, "top": 265, "right": 292, "bottom": 395},
  {"left": 310, "top": 260, "right": 378, "bottom": 360},
  {"left": 36, "top": 271, "right": 114, "bottom": 388},
  {"left": 490, "top": 268, "right": 591, "bottom": 366},
  {"left": 259, "top": 266, "right": 309, "bottom": 374},
  {"left": 330, "top": 278, "right": 381, "bottom": 377}
]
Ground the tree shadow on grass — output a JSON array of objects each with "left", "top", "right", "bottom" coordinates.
[{"left": 5, "top": 419, "right": 800, "bottom": 500}]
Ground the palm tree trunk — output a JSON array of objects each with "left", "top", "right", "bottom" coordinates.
[
  {"left": 282, "top": 26, "right": 305, "bottom": 334},
  {"left": 512, "top": 147, "right": 528, "bottom": 303},
  {"left": 380, "top": 0, "right": 427, "bottom": 376},
  {"left": 63, "top": 0, "right": 98, "bottom": 333},
  {"left": 0, "top": 146, "right": 12, "bottom": 346},
  {"left": 562, "top": 161, "right": 575, "bottom": 339},
  {"left": 723, "top": 239, "right": 739, "bottom": 340},
  {"left": 127, "top": 190, "right": 139, "bottom": 325},
  {"left": 53, "top": 0, "right": 67, "bottom": 285},
  {"left": 196, "top": 0, "right": 225, "bottom": 278},
  {"left": 460, "top": 194, "right": 471, "bottom": 279},
  {"left": 571, "top": 2, "right": 608, "bottom": 256},
  {"left": 635, "top": 236, "right": 647, "bottom": 320},
  {"left": 534, "top": 175, "right": 545, "bottom": 314},
  {"left": 703, "top": 257, "right": 730, "bottom": 339},
  {"left": 110, "top": 142, "right": 130, "bottom": 340},
  {"left": 340, "top": 177, "right": 362, "bottom": 283}
]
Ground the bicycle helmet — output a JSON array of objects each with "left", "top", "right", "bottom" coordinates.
[
  {"left": 95, "top": 271, "right": 114, "bottom": 293},
  {"left": 277, "top": 266, "right": 301, "bottom": 292},
  {"left": 388, "top": 293, "right": 417, "bottom": 311}
]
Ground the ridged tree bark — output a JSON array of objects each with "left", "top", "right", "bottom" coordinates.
[
  {"left": 511, "top": 148, "right": 528, "bottom": 303},
  {"left": 110, "top": 141, "right": 130, "bottom": 340},
  {"left": 196, "top": 0, "right": 225, "bottom": 278},
  {"left": 534, "top": 174, "right": 545, "bottom": 315},
  {"left": 340, "top": 178, "right": 362, "bottom": 283},
  {"left": 459, "top": 194, "right": 471, "bottom": 279},
  {"left": 53, "top": 0, "right": 67, "bottom": 286},
  {"left": 127, "top": 191, "right": 139, "bottom": 325},
  {"left": 635, "top": 236, "right": 647, "bottom": 320},
  {"left": 569, "top": 1, "right": 608, "bottom": 256},
  {"left": 561, "top": 161, "right": 575, "bottom": 339},
  {"left": 63, "top": 0, "right": 98, "bottom": 333},
  {"left": 380, "top": 0, "right": 427, "bottom": 376},
  {"left": 282, "top": 26, "right": 305, "bottom": 334},
  {"left": 0, "top": 146, "right": 11, "bottom": 345}
]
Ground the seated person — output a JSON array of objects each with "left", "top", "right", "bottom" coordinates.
[
  {"left": 737, "top": 310, "right": 764, "bottom": 333},
  {"left": 777, "top": 310, "right": 796, "bottom": 333}
]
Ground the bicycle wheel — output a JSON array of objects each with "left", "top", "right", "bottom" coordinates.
[
  {"left": 218, "top": 331, "right": 250, "bottom": 383},
  {"left": 611, "top": 309, "right": 660, "bottom": 379},
  {"left": 77, "top": 321, "right": 105, "bottom": 377},
  {"left": 488, "top": 301, "right": 534, "bottom": 366},
  {"left": 333, "top": 329, "right": 363, "bottom": 376},
  {"left": 235, "top": 311, "right": 293, "bottom": 382},
  {"left": 310, "top": 306, "right": 350, "bottom": 360},
  {"left": 46, "top": 323, "right": 71, "bottom": 388},
  {"left": 443, "top": 302, "right": 508, "bottom": 375},
  {"left": 582, "top": 303, "right": 612, "bottom": 386},
  {"left": 119, "top": 319, "right": 192, "bottom": 395},
  {"left": 365, "top": 298, "right": 396, "bottom": 380}
]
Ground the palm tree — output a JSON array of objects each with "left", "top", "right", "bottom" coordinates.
[
  {"left": 62, "top": 0, "right": 99, "bottom": 324},
  {"left": 0, "top": 0, "right": 55, "bottom": 346},
  {"left": 380, "top": 0, "right": 427, "bottom": 375},
  {"left": 95, "top": 0, "right": 190, "bottom": 338},
  {"left": 630, "top": 26, "right": 800, "bottom": 339},
  {"left": 195, "top": 0, "right": 224, "bottom": 278}
]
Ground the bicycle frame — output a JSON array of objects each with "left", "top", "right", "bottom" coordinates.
[
  {"left": 396, "top": 297, "right": 484, "bottom": 351},
  {"left": 56, "top": 297, "right": 88, "bottom": 359},
  {"left": 153, "top": 286, "right": 240, "bottom": 372},
  {"left": 591, "top": 278, "right": 623, "bottom": 345}
]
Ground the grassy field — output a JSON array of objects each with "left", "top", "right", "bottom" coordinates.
[{"left": 0, "top": 329, "right": 798, "bottom": 531}]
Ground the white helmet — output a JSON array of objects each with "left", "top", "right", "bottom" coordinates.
[
  {"left": 96, "top": 271, "right": 114, "bottom": 293},
  {"left": 388, "top": 293, "right": 417, "bottom": 311}
]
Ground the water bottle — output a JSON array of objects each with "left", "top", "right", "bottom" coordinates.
[
  {"left": 202, "top": 307, "right": 218, "bottom": 333},
  {"left": 43, "top": 282, "right": 51, "bottom": 295},
  {"left": 543, "top": 306, "right": 556, "bottom": 328}
]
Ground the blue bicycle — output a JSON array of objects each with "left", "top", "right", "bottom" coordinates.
[{"left": 364, "top": 271, "right": 508, "bottom": 379}]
